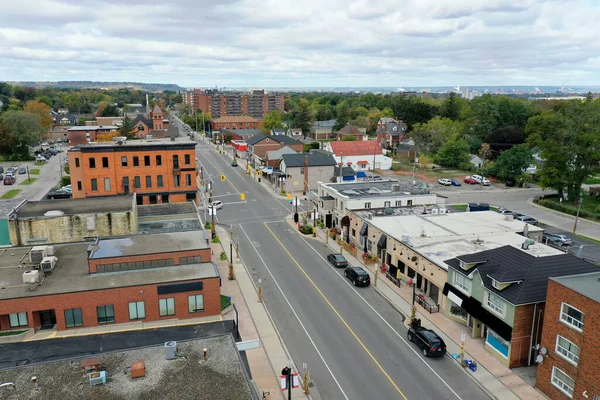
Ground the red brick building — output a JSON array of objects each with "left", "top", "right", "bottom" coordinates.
[
  {"left": 536, "top": 272, "right": 600, "bottom": 400},
  {"left": 183, "top": 88, "right": 284, "bottom": 119},
  {"left": 245, "top": 134, "right": 304, "bottom": 165},
  {"left": 68, "top": 137, "right": 197, "bottom": 205},
  {"left": 0, "top": 231, "right": 220, "bottom": 334},
  {"left": 376, "top": 117, "right": 408, "bottom": 150},
  {"left": 211, "top": 116, "right": 261, "bottom": 131},
  {"left": 68, "top": 126, "right": 119, "bottom": 145}
]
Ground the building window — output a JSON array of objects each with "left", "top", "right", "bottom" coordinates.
[
  {"left": 300, "top": 167, "right": 305, "bottom": 174},
  {"left": 384, "top": 201, "right": 390, "bottom": 208},
  {"left": 188, "top": 294, "right": 204, "bottom": 313},
  {"left": 104, "top": 178, "right": 111, "bottom": 191},
  {"left": 173, "top": 155, "right": 179, "bottom": 169},
  {"left": 133, "top": 156, "right": 139, "bottom": 167},
  {"left": 174, "top": 174, "right": 181, "bottom": 187},
  {"left": 91, "top": 178, "right": 98, "bottom": 192},
  {"left": 185, "top": 154, "right": 191, "bottom": 165},
  {"left": 89, "top": 158, "right": 96, "bottom": 168},
  {"left": 186, "top": 174, "right": 192, "bottom": 186},
  {"left": 556, "top": 335, "right": 580, "bottom": 365},
  {"left": 9, "top": 312, "right": 27, "bottom": 327},
  {"left": 407, "top": 200, "right": 413, "bottom": 206},
  {"left": 144, "top": 155, "right": 150, "bottom": 166},
  {"left": 486, "top": 291, "right": 505, "bottom": 316},
  {"left": 97, "top": 305, "right": 115, "bottom": 324},
  {"left": 365, "top": 202, "right": 371, "bottom": 209},
  {"left": 102, "top": 157, "right": 109, "bottom": 168},
  {"left": 157, "top": 175, "right": 164, "bottom": 188},
  {"left": 492, "top": 279, "right": 500, "bottom": 289},
  {"left": 121, "top": 156, "right": 128, "bottom": 167},
  {"left": 77, "top": 181, "right": 82, "bottom": 191},
  {"left": 134, "top": 176, "right": 141, "bottom": 189},
  {"left": 159, "top": 298, "right": 175, "bottom": 317},
  {"left": 144, "top": 176, "right": 151, "bottom": 188},
  {"left": 156, "top": 155, "right": 162, "bottom": 166},
  {"left": 123, "top": 177, "right": 130, "bottom": 194},
  {"left": 395, "top": 201, "right": 401, "bottom": 206},
  {"left": 454, "top": 272, "right": 471, "bottom": 294},
  {"left": 486, "top": 329, "right": 509, "bottom": 358},
  {"left": 64, "top": 308, "right": 83, "bottom": 328},
  {"left": 551, "top": 366, "right": 574, "bottom": 398},
  {"left": 75, "top": 158, "right": 80, "bottom": 168},
  {"left": 138, "top": 124, "right": 145, "bottom": 131},
  {"left": 128, "top": 301, "right": 145, "bottom": 320},
  {"left": 560, "top": 303, "right": 584, "bottom": 331}
]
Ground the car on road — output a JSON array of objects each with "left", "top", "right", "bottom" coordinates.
[
  {"left": 463, "top": 177, "right": 476, "bottom": 185},
  {"left": 437, "top": 178, "right": 451, "bottom": 186},
  {"left": 366, "top": 175, "right": 383, "bottom": 181},
  {"left": 481, "top": 177, "right": 490, "bottom": 186},
  {"left": 36, "top": 155, "right": 48, "bottom": 162},
  {"left": 209, "top": 200, "right": 223, "bottom": 210},
  {"left": 3, "top": 176, "right": 15, "bottom": 185},
  {"left": 543, "top": 233, "right": 573, "bottom": 246},
  {"left": 17, "top": 167, "right": 26, "bottom": 175},
  {"left": 231, "top": 160, "right": 238, "bottom": 167},
  {"left": 46, "top": 189, "right": 72, "bottom": 199},
  {"left": 450, "top": 179, "right": 461, "bottom": 186},
  {"left": 327, "top": 253, "right": 348, "bottom": 268},
  {"left": 516, "top": 215, "right": 538, "bottom": 225},
  {"left": 407, "top": 326, "right": 447, "bottom": 357},
  {"left": 344, "top": 266, "right": 371, "bottom": 286}
]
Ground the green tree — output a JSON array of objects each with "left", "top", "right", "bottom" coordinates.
[
  {"left": 0, "top": 119, "right": 16, "bottom": 158},
  {"left": 367, "top": 107, "right": 394, "bottom": 133},
  {"left": 410, "top": 117, "right": 463, "bottom": 155},
  {"left": 491, "top": 144, "right": 533, "bottom": 180},
  {"left": 38, "top": 95, "right": 53, "bottom": 107},
  {"left": 262, "top": 110, "right": 284, "bottom": 133},
  {"left": 440, "top": 92, "right": 460, "bottom": 120},
  {"left": 100, "top": 104, "right": 120, "bottom": 117},
  {"left": 291, "top": 99, "right": 314, "bottom": 137},
  {"left": 435, "top": 135, "right": 470, "bottom": 168},
  {"left": 333, "top": 100, "right": 351, "bottom": 131},
  {"left": 0, "top": 110, "right": 45, "bottom": 147},
  {"left": 77, "top": 116, "right": 88, "bottom": 126},
  {"left": 119, "top": 114, "right": 136, "bottom": 140}
]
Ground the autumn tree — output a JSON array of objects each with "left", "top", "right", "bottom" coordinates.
[
  {"left": 24, "top": 100, "right": 54, "bottom": 132},
  {"left": 96, "top": 131, "right": 119, "bottom": 142}
]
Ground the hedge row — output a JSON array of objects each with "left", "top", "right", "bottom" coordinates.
[{"left": 534, "top": 198, "right": 600, "bottom": 222}]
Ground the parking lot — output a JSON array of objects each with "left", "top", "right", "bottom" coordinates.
[{"left": 0, "top": 146, "right": 66, "bottom": 216}]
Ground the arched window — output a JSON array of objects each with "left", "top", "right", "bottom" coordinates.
[{"left": 138, "top": 124, "right": 145, "bottom": 131}]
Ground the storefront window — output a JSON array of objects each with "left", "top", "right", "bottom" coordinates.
[
  {"left": 486, "top": 329, "right": 509, "bottom": 358},
  {"left": 449, "top": 301, "right": 468, "bottom": 320}
]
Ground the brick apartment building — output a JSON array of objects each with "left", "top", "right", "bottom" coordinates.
[
  {"left": 183, "top": 89, "right": 284, "bottom": 119},
  {"left": 211, "top": 115, "right": 261, "bottom": 131},
  {"left": 68, "top": 137, "right": 197, "bottom": 205},
  {"left": 536, "top": 272, "right": 600, "bottom": 400},
  {"left": 0, "top": 230, "right": 220, "bottom": 333}
]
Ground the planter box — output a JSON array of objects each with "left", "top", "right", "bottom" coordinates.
[{"left": 0, "top": 329, "right": 34, "bottom": 343}]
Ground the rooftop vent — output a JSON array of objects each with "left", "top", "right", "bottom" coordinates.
[
  {"left": 44, "top": 210, "right": 64, "bottom": 217},
  {"left": 522, "top": 239, "right": 536, "bottom": 250}
]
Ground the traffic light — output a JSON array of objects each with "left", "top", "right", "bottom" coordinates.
[
  {"left": 221, "top": 175, "right": 226, "bottom": 182},
  {"left": 240, "top": 193, "right": 246, "bottom": 201}
]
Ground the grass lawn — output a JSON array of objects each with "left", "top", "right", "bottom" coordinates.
[
  {"left": 0, "top": 330, "right": 27, "bottom": 337},
  {"left": 19, "top": 178, "right": 37, "bottom": 185},
  {"left": 575, "top": 235, "right": 600, "bottom": 245},
  {"left": 34, "top": 161, "right": 47, "bottom": 166},
  {"left": 1, "top": 189, "right": 21, "bottom": 199},
  {"left": 585, "top": 176, "right": 600, "bottom": 185},
  {"left": 544, "top": 194, "right": 600, "bottom": 216},
  {"left": 29, "top": 168, "right": 41, "bottom": 175},
  {"left": 220, "top": 295, "right": 232, "bottom": 311}
]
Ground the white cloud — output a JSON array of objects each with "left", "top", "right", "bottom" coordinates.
[{"left": 0, "top": 0, "right": 598, "bottom": 87}]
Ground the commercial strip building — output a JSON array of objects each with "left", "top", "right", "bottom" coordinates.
[
  {"left": 68, "top": 137, "right": 198, "bottom": 205},
  {"left": 211, "top": 115, "right": 261, "bottom": 131},
  {"left": 536, "top": 272, "right": 600, "bottom": 400},
  {"left": 183, "top": 88, "right": 284, "bottom": 119},
  {"left": 279, "top": 153, "right": 337, "bottom": 194}
]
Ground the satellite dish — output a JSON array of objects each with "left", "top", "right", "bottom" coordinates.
[
  {"left": 535, "top": 354, "right": 544, "bottom": 364},
  {"left": 540, "top": 347, "right": 547, "bottom": 355}
]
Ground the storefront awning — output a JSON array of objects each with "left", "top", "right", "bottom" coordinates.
[
  {"left": 342, "top": 176, "right": 355, "bottom": 181},
  {"left": 360, "top": 222, "right": 368, "bottom": 237},
  {"left": 357, "top": 160, "right": 369, "bottom": 165},
  {"left": 377, "top": 234, "right": 387, "bottom": 249},
  {"left": 356, "top": 171, "right": 367, "bottom": 178}
]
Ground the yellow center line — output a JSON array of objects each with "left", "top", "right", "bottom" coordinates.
[
  {"left": 263, "top": 223, "right": 409, "bottom": 400},
  {"left": 199, "top": 150, "right": 240, "bottom": 194}
]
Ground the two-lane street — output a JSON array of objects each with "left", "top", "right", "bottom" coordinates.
[{"left": 193, "top": 136, "right": 490, "bottom": 400}]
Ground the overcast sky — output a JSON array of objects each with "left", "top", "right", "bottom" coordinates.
[{"left": 0, "top": 0, "right": 599, "bottom": 88}]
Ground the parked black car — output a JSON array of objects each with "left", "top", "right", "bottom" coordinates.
[
  {"left": 327, "top": 253, "right": 348, "bottom": 268},
  {"left": 46, "top": 189, "right": 72, "bottom": 200},
  {"left": 0, "top": 166, "right": 4, "bottom": 173},
  {"left": 344, "top": 267, "right": 371, "bottom": 286},
  {"left": 408, "top": 324, "right": 447, "bottom": 357}
]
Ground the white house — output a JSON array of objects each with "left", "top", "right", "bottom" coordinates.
[{"left": 324, "top": 140, "right": 393, "bottom": 171}]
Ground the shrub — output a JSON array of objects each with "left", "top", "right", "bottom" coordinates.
[
  {"left": 534, "top": 198, "right": 600, "bottom": 222},
  {"left": 458, "top": 162, "right": 474, "bottom": 172},
  {"left": 64, "top": 164, "right": 70, "bottom": 174},
  {"left": 212, "top": 236, "right": 221, "bottom": 243},
  {"left": 220, "top": 252, "right": 228, "bottom": 261},
  {"left": 205, "top": 222, "right": 212, "bottom": 229},
  {"left": 299, "top": 225, "right": 314, "bottom": 235},
  {"left": 61, "top": 176, "right": 71, "bottom": 187}
]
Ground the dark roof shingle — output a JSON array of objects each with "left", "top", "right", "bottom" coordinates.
[{"left": 281, "top": 153, "right": 336, "bottom": 167}]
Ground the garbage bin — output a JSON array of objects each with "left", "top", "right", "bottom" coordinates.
[{"left": 469, "top": 362, "right": 477, "bottom": 372}]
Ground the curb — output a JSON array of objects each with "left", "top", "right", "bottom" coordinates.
[{"left": 527, "top": 198, "right": 600, "bottom": 231}]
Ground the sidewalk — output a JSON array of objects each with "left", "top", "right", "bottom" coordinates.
[
  {"left": 216, "top": 225, "right": 312, "bottom": 400},
  {"left": 300, "top": 218, "right": 547, "bottom": 400}
]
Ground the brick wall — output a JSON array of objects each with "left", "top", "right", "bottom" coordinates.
[
  {"left": 510, "top": 303, "right": 545, "bottom": 368},
  {"left": 0, "top": 277, "right": 220, "bottom": 331},
  {"left": 536, "top": 279, "right": 600, "bottom": 400},
  {"left": 88, "top": 248, "right": 212, "bottom": 273}
]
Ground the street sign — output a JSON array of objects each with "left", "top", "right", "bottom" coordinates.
[{"left": 280, "top": 373, "right": 299, "bottom": 390}]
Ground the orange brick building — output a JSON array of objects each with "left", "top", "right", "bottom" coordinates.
[
  {"left": 68, "top": 137, "right": 197, "bottom": 205},
  {"left": 211, "top": 115, "right": 261, "bottom": 131},
  {"left": 536, "top": 272, "right": 600, "bottom": 400},
  {"left": 0, "top": 231, "right": 220, "bottom": 333}
]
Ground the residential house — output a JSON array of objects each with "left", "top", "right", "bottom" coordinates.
[
  {"left": 57, "top": 107, "right": 69, "bottom": 115},
  {"left": 325, "top": 140, "right": 393, "bottom": 171},
  {"left": 265, "top": 146, "right": 297, "bottom": 168},
  {"left": 131, "top": 115, "right": 154, "bottom": 137},
  {"left": 211, "top": 115, "right": 261, "bottom": 131},
  {"left": 377, "top": 118, "right": 408, "bottom": 149},
  {"left": 246, "top": 134, "right": 304, "bottom": 166},
  {"left": 280, "top": 153, "right": 336, "bottom": 194},
  {"left": 287, "top": 128, "right": 303, "bottom": 138},
  {"left": 54, "top": 114, "right": 78, "bottom": 126},
  {"left": 470, "top": 154, "right": 483, "bottom": 169},
  {"left": 336, "top": 123, "right": 367, "bottom": 141},
  {"left": 271, "top": 128, "right": 286, "bottom": 136},
  {"left": 310, "top": 120, "right": 336, "bottom": 140},
  {"left": 396, "top": 142, "right": 418, "bottom": 160},
  {"left": 443, "top": 245, "right": 599, "bottom": 368},
  {"left": 536, "top": 272, "right": 600, "bottom": 400}
]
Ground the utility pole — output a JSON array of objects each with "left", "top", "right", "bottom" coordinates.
[
  {"left": 410, "top": 279, "right": 417, "bottom": 323},
  {"left": 339, "top": 152, "right": 344, "bottom": 183},
  {"left": 573, "top": 196, "right": 583, "bottom": 234}
]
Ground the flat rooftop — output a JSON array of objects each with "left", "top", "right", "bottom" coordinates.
[
  {"left": 0, "top": 335, "right": 255, "bottom": 400},
  {"left": 0, "top": 233, "right": 215, "bottom": 301},
  {"left": 13, "top": 196, "right": 134, "bottom": 218},
  {"left": 68, "top": 125, "right": 118, "bottom": 131},
  {"left": 89, "top": 230, "right": 207, "bottom": 259},
  {"left": 70, "top": 137, "right": 195, "bottom": 149},
  {"left": 322, "top": 180, "right": 430, "bottom": 198},
  {"left": 551, "top": 271, "right": 600, "bottom": 303},
  {"left": 137, "top": 202, "right": 197, "bottom": 217}
]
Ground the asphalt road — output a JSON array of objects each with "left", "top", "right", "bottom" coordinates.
[{"left": 193, "top": 136, "right": 490, "bottom": 400}]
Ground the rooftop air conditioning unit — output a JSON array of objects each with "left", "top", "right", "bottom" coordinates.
[
  {"left": 22, "top": 270, "right": 41, "bottom": 284},
  {"left": 147, "top": 135, "right": 153, "bottom": 141},
  {"left": 366, "top": 213, "right": 373, "bottom": 220},
  {"left": 89, "top": 371, "right": 107, "bottom": 386},
  {"left": 439, "top": 208, "right": 448, "bottom": 214},
  {"left": 165, "top": 341, "right": 178, "bottom": 360},
  {"left": 40, "top": 256, "right": 58, "bottom": 272},
  {"left": 46, "top": 246, "right": 55, "bottom": 256},
  {"left": 29, "top": 246, "right": 48, "bottom": 264},
  {"left": 391, "top": 184, "right": 401, "bottom": 192},
  {"left": 431, "top": 209, "right": 439, "bottom": 215}
]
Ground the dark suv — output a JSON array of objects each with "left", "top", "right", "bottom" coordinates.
[
  {"left": 327, "top": 253, "right": 347, "bottom": 268},
  {"left": 408, "top": 325, "right": 447, "bottom": 357},
  {"left": 344, "top": 267, "right": 370, "bottom": 286}
]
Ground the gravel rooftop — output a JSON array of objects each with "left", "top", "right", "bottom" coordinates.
[{"left": 0, "top": 335, "right": 255, "bottom": 400}]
